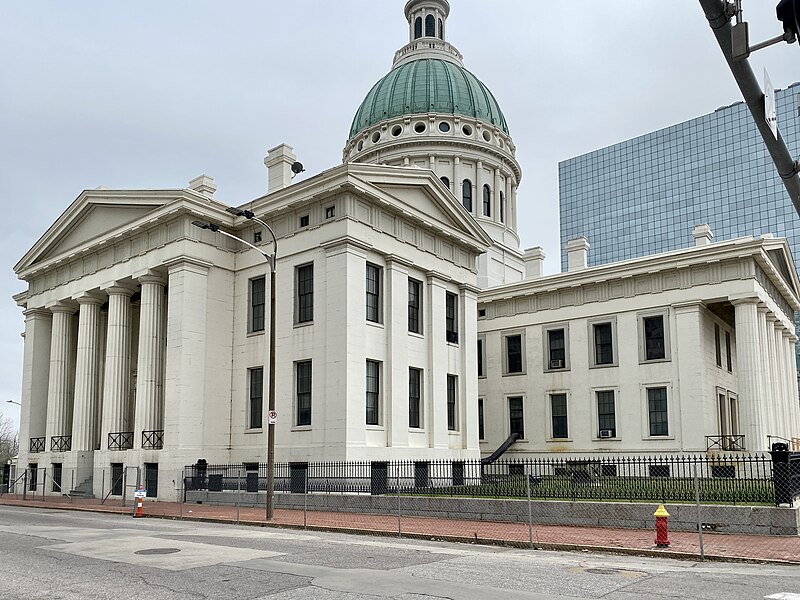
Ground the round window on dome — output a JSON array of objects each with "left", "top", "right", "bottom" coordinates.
[
  {"left": 438, "top": 122, "right": 451, "bottom": 133},
  {"left": 482, "top": 130, "right": 492, "bottom": 142},
  {"left": 372, "top": 131, "right": 381, "bottom": 143},
  {"left": 462, "top": 124, "right": 473, "bottom": 136},
  {"left": 414, "top": 122, "right": 426, "bottom": 134},
  {"left": 391, "top": 125, "right": 403, "bottom": 137}
]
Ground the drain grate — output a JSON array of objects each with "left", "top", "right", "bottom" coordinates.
[{"left": 135, "top": 548, "right": 181, "bottom": 555}]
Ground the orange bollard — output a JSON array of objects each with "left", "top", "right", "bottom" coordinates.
[
  {"left": 654, "top": 504, "right": 670, "bottom": 547},
  {"left": 134, "top": 486, "right": 144, "bottom": 518}
]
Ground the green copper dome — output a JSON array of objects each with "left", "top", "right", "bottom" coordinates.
[{"left": 349, "top": 58, "right": 510, "bottom": 139}]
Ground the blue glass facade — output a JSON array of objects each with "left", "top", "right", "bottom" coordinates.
[{"left": 559, "top": 83, "right": 800, "bottom": 272}]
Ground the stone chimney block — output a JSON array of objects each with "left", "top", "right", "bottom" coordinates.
[
  {"left": 523, "top": 246, "right": 546, "bottom": 279},
  {"left": 188, "top": 175, "right": 216, "bottom": 197},
  {"left": 264, "top": 143, "right": 297, "bottom": 193},
  {"left": 692, "top": 223, "right": 713, "bottom": 246},
  {"left": 566, "top": 236, "right": 590, "bottom": 272}
]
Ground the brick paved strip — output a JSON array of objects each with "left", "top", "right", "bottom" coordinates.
[{"left": 2, "top": 496, "right": 798, "bottom": 564}]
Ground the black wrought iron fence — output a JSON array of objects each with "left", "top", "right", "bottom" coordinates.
[
  {"left": 141, "top": 430, "right": 164, "bottom": 450},
  {"left": 183, "top": 453, "right": 786, "bottom": 506},
  {"left": 108, "top": 431, "right": 133, "bottom": 451},
  {"left": 29, "top": 437, "right": 45, "bottom": 453},
  {"left": 50, "top": 435, "right": 71, "bottom": 452}
]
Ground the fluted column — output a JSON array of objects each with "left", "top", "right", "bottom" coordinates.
[
  {"left": 774, "top": 322, "right": 790, "bottom": 439},
  {"left": 134, "top": 273, "right": 167, "bottom": 447},
  {"left": 732, "top": 297, "right": 765, "bottom": 449},
  {"left": 19, "top": 308, "right": 52, "bottom": 460},
  {"left": 493, "top": 168, "right": 501, "bottom": 223},
  {"left": 101, "top": 285, "right": 135, "bottom": 444},
  {"left": 45, "top": 303, "right": 77, "bottom": 449},
  {"left": 760, "top": 308, "right": 776, "bottom": 438},
  {"left": 785, "top": 330, "right": 800, "bottom": 437},
  {"left": 71, "top": 294, "right": 104, "bottom": 451}
]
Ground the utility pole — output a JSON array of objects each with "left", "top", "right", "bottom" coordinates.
[{"left": 699, "top": 0, "right": 800, "bottom": 216}]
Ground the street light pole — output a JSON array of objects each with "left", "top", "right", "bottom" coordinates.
[{"left": 193, "top": 211, "right": 279, "bottom": 521}]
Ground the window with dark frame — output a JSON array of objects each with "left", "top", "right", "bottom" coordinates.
[
  {"left": 596, "top": 390, "right": 616, "bottom": 437},
  {"left": 296, "top": 264, "right": 314, "bottom": 323},
  {"left": 547, "top": 328, "right": 565, "bottom": 368},
  {"left": 550, "top": 393, "right": 568, "bottom": 439},
  {"left": 250, "top": 277, "right": 265, "bottom": 332},
  {"left": 414, "top": 16, "right": 422, "bottom": 39},
  {"left": 593, "top": 322, "right": 614, "bottom": 365},
  {"left": 366, "top": 263, "right": 382, "bottom": 323},
  {"left": 446, "top": 374, "right": 457, "bottom": 431},
  {"left": 714, "top": 323, "right": 722, "bottom": 367},
  {"left": 478, "top": 398, "right": 485, "bottom": 440},
  {"left": 408, "top": 278, "right": 421, "bottom": 333},
  {"left": 445, "top": 292, "right": 458, "bottom": 343},
  {"left": 440, "top": 176, "right": 450, "bottom": 190},
  {"left": 325, "top": 206, "right": 335, "bottom": 219},
  {"left": 643, "top": 315, "right": 665, "bottom": 360},
  {"left": 509, "top": 396, "right": 524, "bottom": 438},
  {"left": 366, "top": 360, "right": 380, "bottom": 426},
  {"left": 477, "top": 338, "right": 484, "bottom": 377},
  {"left": 249, "top": 367, "right": 263, "bottom": 429},
  {"left": 296, "top": 361, "right": 312, "bottom": 426},
  {"left": 725, "top": 331, "right": 732, "bottom": 372},
  {"left": 425, "top": 14, "right": 435, "bottom": 36},
  {"left": 438, "top": 17, "right": 443, "bottom": 39},
  {"left": 462, "top": 180, "right": 472, "bottom": 212},
  {"left": 505, "top": 334, "right": 523, "bottom": 373},
  {"left": 299, "top": 214, "right": 309, "bottom": 227},
  {"left": 409, "top": 368, "right": 421, "bottom": 429},
  {"left": 499, "top": 191, "right": 505, "bottom": 223},
  {"left": 482, "top": 184, "right": 491, "bottom": 217},
  {"left": 648, "top": 387, "right": 668, "bottom": 436}
]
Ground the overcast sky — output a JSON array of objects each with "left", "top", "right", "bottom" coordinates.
[{"left": 0, "top": 1, "right": 797, "bottom": 431}]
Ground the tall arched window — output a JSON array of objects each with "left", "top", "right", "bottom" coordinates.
[
  {"left": 462, "top": 180, "right": 473, "bottom": 212},
  {"left": 440, "top": 176, "right": 450, "bottom": 190},
  {"left": 425, "top": 14, "right": 435, "bottom": 37},
  {"left": 482, "top": 185, "right": 491, "bottom": 217},
  {"left": 414, "top": 17, "right": 422, "bottom": 39},
  {"left": 438, "top": 18, "right": 444, "bottom": 39},
  {"left": 499, "top": 191, "right": 505, "bottom": 223}
]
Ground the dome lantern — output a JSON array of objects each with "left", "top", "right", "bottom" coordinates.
[{"left": 405, "top": 0, "right": 450, "bottom": 44}]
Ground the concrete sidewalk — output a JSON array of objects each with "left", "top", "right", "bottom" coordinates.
[{"left": 2, "top": 494, "right": 798, "bottom": 564}]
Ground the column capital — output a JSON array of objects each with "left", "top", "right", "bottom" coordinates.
[
  {"left": 102, "top": 283, "right": 136, "bottom": 297},
  {"left": 74, "top": 292, "right": 106, "bottom": 306},
  {"left": 672, "top": 300, "right": 704, "bottom": 314},
  {"left": 765, "top": 313, "right": 779, "bottom": 323},
  {"left": 458, "top": 283, "right": 481, "bottom": 297},
  {"left": 138, "top": 272, "right": 167, "bottom": 287},
  {"left": 23, "top": 308, "right": 52, "bottom": 319},
  {"left": 385, "top": 254, "right": 413, "bottom": 271},
  {"left": 164, "top": 256, "right": 212, "bottom": 276},
  {"left": 47, "top": 300, "right": 78, "bottom": 314},
  {"left": 729, "top": 294, "right": 760, "bottom": 306},
  {"left": 425, "top": 270, "right": 451, "bottom": 287}
]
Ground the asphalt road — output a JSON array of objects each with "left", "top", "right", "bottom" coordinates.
[{"left": 0, "top": 505, "right": 799, "bottom": 600}]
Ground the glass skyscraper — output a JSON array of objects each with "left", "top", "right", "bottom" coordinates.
[{"left": 559, "top": 83, "right": 800, "bottom": 272}]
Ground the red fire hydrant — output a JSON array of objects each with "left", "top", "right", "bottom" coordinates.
[{"left": 654, "top": 504, "right": 670, "bottom": 547}]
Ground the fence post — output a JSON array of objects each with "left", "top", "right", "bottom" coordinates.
[
  {"left": 303, "top": 468, "right": 308, "bottom": 531},
  {"left": 526, "top": 469, "right": 533, "bottom": 549},
  {"left": 770, "top": 445, "right": 792, "bottom": 505},
  {"left": 693, "top": 461, "right": 705, "bottom": 561},
  {"left": 236, "top": 467, "right": 241, "bottom": 525},
  {"left": 397, "top": 466, "right": 402, "bottom": 539}
]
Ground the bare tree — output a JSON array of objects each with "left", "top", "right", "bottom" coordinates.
[{"left": 0, "top": 414, "right": 19, "bottom": 464}]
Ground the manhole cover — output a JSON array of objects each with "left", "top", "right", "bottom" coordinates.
[{"left": 134, "top": 548, "right": 181, "bottom": 555}]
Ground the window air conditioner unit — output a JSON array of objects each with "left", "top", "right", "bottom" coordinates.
[
  {"left": 549, "top": 359, "right": 564, "bottom": 369},
  {"left": 599, "top": 429, "right": 614, "bottom": 439}
]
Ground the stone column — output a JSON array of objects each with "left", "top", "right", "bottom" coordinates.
[
  {"left": 475, "top": 160, "right": 483, "bottom": 217},
  {"left": 760, "top": 308, "right": 776, "bottom": 438},
  {"left": 493, "top": 168, "right": 501, "bottom": 223},
  {"left": 71, "top": 294, "right": 104, "bottom": 452},
  {"left": 774, "top": 322, "right": 789, "bottom": 439},
  {"left": 672, "top": 301, "right": 705, "bottom": 450},
  {"left": 460, "top": 284, "right": 479, "bottom": 452},
  {"left": 510, "top": 184, "right": 518, "bottom": 230},
  {"left": 18, "top": 308, "right": 52, "bottom": 464},
  {"left": 100, "top": 285, "right": 135, "bottom": 446},
  {"left": 386, "top": 257, "right": 411, "bottom": 448},
  {"left": 45, "top": 303, "right": 77, "bottom": 451},
  {"left": 426, "top": 273, "right": 448, "bottom": 449},
  {"left": 731, "top": 297, "right": 765, "bottom": 449},
  {"left": 787, "top": 332, "right": 800, "bottom": 436},
  {"left": 134, "top": 273, "right": 167, "bottom": 448}
]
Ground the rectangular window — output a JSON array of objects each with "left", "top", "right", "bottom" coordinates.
[
  {"left": 296, "top": 361, "right": 312, "bottom": 426},
  {"left": 550, "top": 393, "right": 568, "bottom": 439},
  {"left": 299, "top": 214, "right": 309, "bottom": 227},
  {"left": 643, "top": 315, "right": 665, "bottom": 360},
  {"left": 408, "top": 278, "right": 422, "bottom": 333},
  {"left": 477, "top": 337, "right": 485, "bottom": 377},
  {"left": 409, "top": 368, "right": 422, "bottom": 429},
  {"left": 366, "top": 360, "right": 380, "bottom": 425},
  {"left": 446, "top": 374, "right": 457, "bottom": 431},
  {"left": 647, "top": 387, "right": 668, "bottom": 436},
  {"left": 478, "top": 398, "right": 485, "bottom": 440},
  {"left": 714, "top": 323, "right": 722, "bottom": 367},
  {"left": 505, "top": 334, "right": 523, "bottom": 374},
  {"left": 445, "top": 292, "right": 458, "bottom": 343},
  {"left": 325, "top": 206, "right": 335, "bottom": 219},
  {"left": 250, "top": 277, "right": 266, "bottom": 332},
  {"left": 296, "top": 264, "right": 314, "bottom": 324},
  {"left": 249, "top": 367, "right": 263, "bottom": 429},
  {"left": 509, "top": 396, "right": 524, "bottom": 438},
  {"left": 596, "top": 390, "right": 616, "bottom": 437},
  {"left": 725, "top": 332, "right": 732, "bottom": 372},
  {"left": 593, "top": 322, "right": 614, "bottom": 365},
  {"left": 547, "top": 328, "right": 566, "bottom": 369},
  {"left": 366, "top": 263, "right": 382, "bottom": 323}
]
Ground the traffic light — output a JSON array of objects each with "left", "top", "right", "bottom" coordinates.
[{"left": 777, "top": 0, "right": 800, "bottom": 43}]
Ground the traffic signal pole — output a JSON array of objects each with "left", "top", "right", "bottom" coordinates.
[{"left": 699, "top": 0, "right": 800, "bottom": 216}]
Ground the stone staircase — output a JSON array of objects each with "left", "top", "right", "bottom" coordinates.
[{"left": 70, "top": 477, "right": 94, "bottom": 499}]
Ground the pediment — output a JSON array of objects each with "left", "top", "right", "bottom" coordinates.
[{"left": 15, "top": 191, "right": 177, "bottom": 275}]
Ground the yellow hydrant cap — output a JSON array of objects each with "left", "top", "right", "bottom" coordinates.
[{"left": 653, "top": 504, "right": 670, "bottom": 518}]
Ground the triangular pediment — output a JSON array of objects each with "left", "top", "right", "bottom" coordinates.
[{"left": 15, "top": 190, "right": 183, "bottom": 275}]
